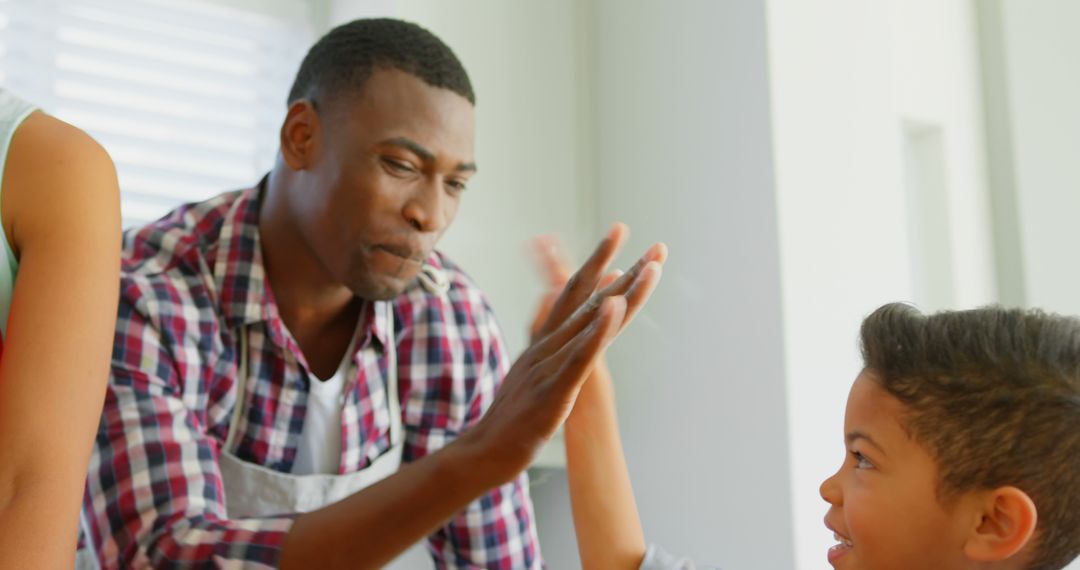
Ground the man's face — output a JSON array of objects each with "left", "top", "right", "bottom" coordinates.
[
  {"left": 293, "top": 68, "right": 476, "bottom": 300},
  {"left": 819, "top": 371, "right": 976, "bottom": 570}
]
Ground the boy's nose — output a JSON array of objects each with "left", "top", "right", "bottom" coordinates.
[{"left": 819, "top": 471, "right": 842, "bottom": 505}]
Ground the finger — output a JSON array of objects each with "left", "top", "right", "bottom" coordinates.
[
  {"left": 529, "top": 290, "right": 560, "bottom": 340},
  {"left": 544, "top": 296, "right": 626, "bottom": 394},
  {"left": 562, "top": 269, "right": 620, "bottom": 342},
  {"left": 536, "top": 223, "right": 628, "bottom": 336},
  {"left": 563, "top": 222, "right": 627, "bottom": 296},
  {"left": 529, "top": 235, "right": 572, "bottom": 288},
  {"left": 615, "top": 261, "right": 663, "bottom": 335},
  {"left": 598, "top": 269, "right": 622, "bottom": 289},
  {"left": 531, "top": 281, "right": 619, "bottom": 360},
  {"left": 536, "top": 243, "right": 664, "bottom": 352},
  {"left": 594, "top": 242, "right": 668, "bottom": 300}
]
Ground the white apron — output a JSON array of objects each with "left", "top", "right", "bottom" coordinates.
[
  {"left": 218, "top": 300, "right": 405, "bottom": 517},
  {"left": 77, "top": 269, "right": 449, "bottom": 569},
  {"left": 74, "top": 510, "right": 98, "bottom": 569},
  {"left": 221, "top": 274, "right": 447, "bottom": 568}
]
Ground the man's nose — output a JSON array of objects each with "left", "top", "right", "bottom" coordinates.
[{"left": 402, "top": 179, "right": 449, "bottom": 233}]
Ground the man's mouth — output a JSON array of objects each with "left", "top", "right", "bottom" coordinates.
[{"left": 375, "top": 244, "right": 425, "bottom": 263}]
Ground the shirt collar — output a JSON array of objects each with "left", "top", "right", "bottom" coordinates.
[
  {"left": 213, "top": 179, "right": 393, "bottom": 353},
  {"left": 213, "top": 182, "right": 271, "bottom": 331}
]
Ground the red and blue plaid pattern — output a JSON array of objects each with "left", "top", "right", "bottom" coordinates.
[{"left": 82, "top": 184, "right": 541, "bottom": 568}]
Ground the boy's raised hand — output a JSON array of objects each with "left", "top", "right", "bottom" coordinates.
[{"left": 461, "top": 224, "right": 666, "bottom": 482}]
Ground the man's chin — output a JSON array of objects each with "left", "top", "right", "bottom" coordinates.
[{"left": 349, "top": 273, "right": 415, "bottom": 301}]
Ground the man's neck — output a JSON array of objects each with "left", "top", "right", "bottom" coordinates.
[{"left": 258, "top": 168, "right": 363, "bottom": 378}]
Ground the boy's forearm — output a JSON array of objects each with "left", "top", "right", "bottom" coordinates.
[
  {"left": 564, "top": 362, "right": 647, "bottom": 570},
  {"left": 280, "top": 435, "right": 504, "bottom": 569}
]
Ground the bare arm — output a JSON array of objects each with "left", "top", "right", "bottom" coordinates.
[
  {"left": 529, "top": 235, "right": 660, "bottom": 570},
  {"left": 280, "top": 224, "right": 666, "bottom": 568},
  {"left": 565, "top": 360, "right": 647, "bottom": 570},
  {"left": 0, "top": 112, "right": 120, "bottom": 567}
]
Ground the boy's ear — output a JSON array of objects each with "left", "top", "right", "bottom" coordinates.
[{"left": 964, "top": 486, "right": 1038, "bottom": 563}]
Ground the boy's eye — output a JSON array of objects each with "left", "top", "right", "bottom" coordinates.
[{"left": 852, "top": 451, "right": 874, "bottom": 470}]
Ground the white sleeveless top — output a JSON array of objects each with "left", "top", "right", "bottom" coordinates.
[{"left": 0, "top": 90, "right": 34, "bottom": 341}]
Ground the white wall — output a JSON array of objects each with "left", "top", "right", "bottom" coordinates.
[
  {"left": 891, "top": 1, "right": 996, "bottom": 310},
  {"left": 766, "top": 0, "right": 995, "bottom": 568},
  {"left": 590, "top": 1, "right": 795, "bottom": 568},
  {"left": 981, "top": 0, "right": 1080, "bottom": 317}
]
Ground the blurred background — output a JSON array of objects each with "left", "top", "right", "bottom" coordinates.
[{"left": 1, "top": 0, "right": 1076, "bottom": 568}]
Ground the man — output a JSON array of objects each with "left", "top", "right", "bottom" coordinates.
[{"left": 83, "top": 17, "right": 666, "bottom": 568}]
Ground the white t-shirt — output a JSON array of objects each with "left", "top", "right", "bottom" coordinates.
[
  {"left": 640, "top": 544, "right": 701, "bottom": 570},
  {"left": 293, "top": 326, "right": 361, "bottom": 475}
]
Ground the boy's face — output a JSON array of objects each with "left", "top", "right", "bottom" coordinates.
[{"left": 819, "top": 370, "right": 977, "bottom": 569}]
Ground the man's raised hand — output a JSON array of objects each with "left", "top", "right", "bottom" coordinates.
[{"left": 461, "top": 224, "right": 666, "bottom": 482}]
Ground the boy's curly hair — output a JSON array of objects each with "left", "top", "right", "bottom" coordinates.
[{"left": 861, "top": 303, "right": 1080, "bottom": 570}]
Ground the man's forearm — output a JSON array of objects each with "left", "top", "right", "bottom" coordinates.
[{"left": 280, "top": 434, "right": 504, "bottom": 569}]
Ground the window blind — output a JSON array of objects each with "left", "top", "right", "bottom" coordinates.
[{"left": 0, "top": 0, "right": 314, "bottom": 227}]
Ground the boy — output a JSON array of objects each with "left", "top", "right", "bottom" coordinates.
[
  {"left": 533, "top": 241, "right": 1080, "bottom": 569},
  {"left": 817, "top": 303, "right": 1079, "bottom": 569}
]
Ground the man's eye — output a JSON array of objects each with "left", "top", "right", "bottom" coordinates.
[
  {"left": 852, "top": 451, "right": 874, "bottom": 469},
  {"left": 383, "top": 158, "right": 416, "bottom": 173},
  {"left": 446, "top": 179, "right": 468, "bottom": 193}
]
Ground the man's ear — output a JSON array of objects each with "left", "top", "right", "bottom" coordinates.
[
  {"left": 964, "top": 486, "right": 1038, "bottom": 563},
  {"left": 280, "top": 99, "right": 320, "bottom": 171}
]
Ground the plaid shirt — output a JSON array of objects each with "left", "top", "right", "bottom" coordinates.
[{"left": 83, "top": 184, "right": 542, "bottom": 568}]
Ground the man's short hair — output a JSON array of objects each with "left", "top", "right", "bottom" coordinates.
[
  {"left": 287, "top": 18, "right": 475, "bottom": 110},
  {"left": 860, "top": 303, "right": 1080, "bottom": 570}
]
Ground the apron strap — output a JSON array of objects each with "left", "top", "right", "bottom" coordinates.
[
  {"left": 225, "top": 264, "right": 441, "bottom": 456},
  {"left": 227, "top": 310, "right": 403, "bottom": 454},
  {"left": 385, "top": 301, "right": 402, "bottom": 446},
  {"left": 224, "top": 329, "right": 249, "bottom": 452},
  {"left": 75, "top": 502, "right": 99, "bottom": 568}
]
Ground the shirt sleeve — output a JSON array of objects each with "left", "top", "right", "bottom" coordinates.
[
  {"left": 85, "top": 286, "right": 296, "bottom": 568},
  {"left": 405, "top": 287, "right": 543, "bottom": 569}
]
